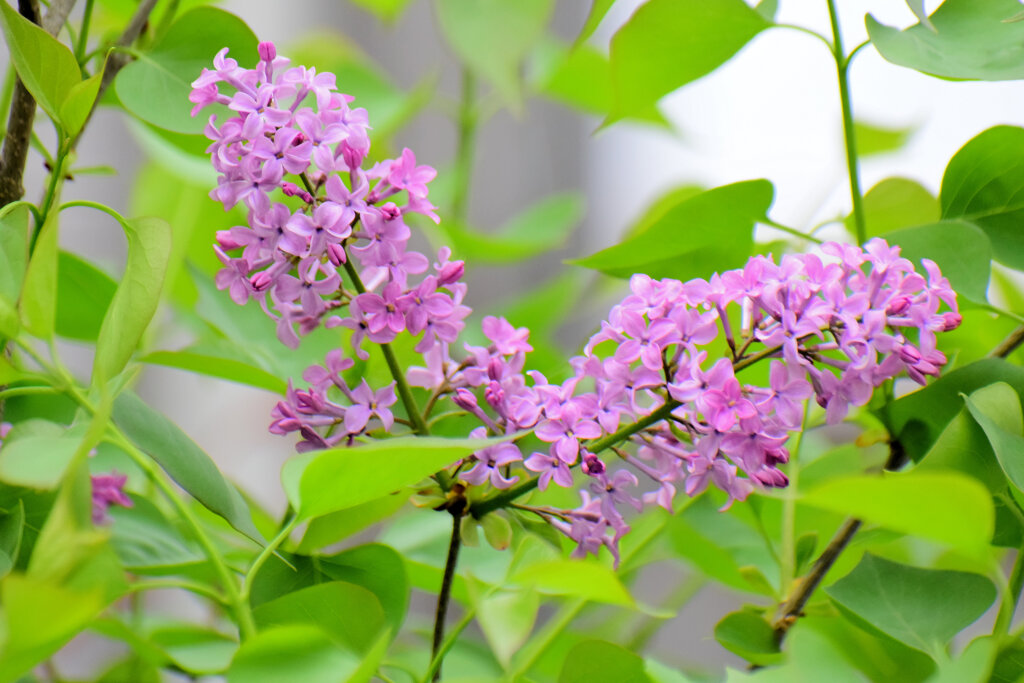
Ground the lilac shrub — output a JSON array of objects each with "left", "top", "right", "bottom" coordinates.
[{"left": 194, "top": 47, "right": 961, "bottom": 566}]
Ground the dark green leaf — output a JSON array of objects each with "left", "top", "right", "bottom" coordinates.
[
  {"left": 868, "top": 0, "right": 1024, "bottom": 81},
  {"left": 0, "top": 2, "right": 80, "bottom": 127},
  {"left": 825, "top": 554, "right": 996, "bottom": 656},
  {"left": 436, "top": 0, "right": 553, "bottom": 107},
  {"left": 111, "top": 391, "right": 264, "bottom": 544},
  {"left": 570, "top": 180, "right": 772, "bottom": 280},
  {"left": 253, "top": 581, "right": 386, "bottom": 654},
  {"left": 714, "top": 610, "right": 782, "bottom": 666},
  {"left": 227, "top": 625, "right": 361, "bottom": 683},
  {"left": 800, "top": 472, "right": 993, "bottom": 558},
  {"left": 55, "top": 251, "right": 117, "bottom": 341},
  {"left": 856, "top": 177, "right": 939, "bottom": 238},
  {"left": 608, "top": 0, "right": 768, "bottom": 122},
  {"left": 283, "top": 436, "right": 503, "bottom": 520},
  {"left": 559, "top": 640, "right": 651, "bottom": 683},
  {"left": 0, "top": 205, "right": 30, "bottom": 338},
  {"left": 140, "top": 349, "right": 287, "bottom": 394},
  {"left": 885, "top": 219, "right": 990, "bottom": 302},
  {"left": 445, "top": 193, "right": 584, "bottom": 263},
  {"left": 93, "top": 217, "right": 171, "bottom": 383},
  {"left": 940, "top": 125, "right": 1024, "bottom": 270},
  {"left": 115, "top": 7, "right": 258, "bottom": 133}
]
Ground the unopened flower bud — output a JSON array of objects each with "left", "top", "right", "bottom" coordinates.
[
  {"left": 942, "top": 312, "right": 962, "bottom": 332},
  {"left": 886, "top": 296, "right": 912, "bottom": 315},
  {"left": 380, "top": 202, "right": 401, "bottom": 221},
  {"left": 326, "top": 243, "right": 347, "bottom": 266},
  {"left": 453, "top": 388, "right": 478, "bottom": 412},
  {"left": 898, "top": 344, "right": 922, "bottom": 364},
  {"left": 484, "top": 380, "right": 504, "bottom": 408},
  {"left": 582, "top": 453, "right": 605, "bottom": 476},
  {"left": 258, "top": 41, "right": 277, "bottom": 62},
  {"left": 216, "top": 230, "right": 242, "bottom": 251},
  {"left": 250, "top": 271, "right": 273, "bottom": 291},
  {"left": 438, "top": 259, "right": 465, "bottom": 286}
]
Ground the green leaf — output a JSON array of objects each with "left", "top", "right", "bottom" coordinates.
[
  {"left": 509, "top": 559, "right": 633, "bottom": 606},
  {"left": 444, "top": 192, "right": 584, "bottom": 263},
  {"left": 59, "top": 68, "right": 103, "bottom": 138},
  {"left": 0, "top": 2, "right": 80, "bottom": 128},
  {"left": 93, "top": 217, "right": 171, "bottom": 383},
  {"left": 940, "top": 125, "right": 1024, "bottom": 271},
  {"left": 0, "top": 205, "right": 30, "bottom": 338},
  {"left": 723, "top": 625, "right": 871, "bottom": 682},
  {"left": 0, "top": 430, "right": 84, "bottom": 489},
  {"left": 929, "top": 635, "right": 996, "bottom": 683},
  {"left": 867, "top": 0, "right": 1024, "bottom": 81},
  {"left": 559, "top": 640, "right": 652, "bottom": 683},
  {"left": 0, "top": 501, "right": 24, "bottom": 579},
  {"left": 884, "top": 219, "right": 991, "bottom": 302},
  {"left": 283, "top": 436, "right": 502, "bottom": 520},
  {"left": 19, "top": 209, "right": 59, "bottom": 339},
  {"left": 476, "top": 588, "right": 539, "bottom": 667},
  {"left": 754, "top": 0, "right": 779, "bottom": 22},
  {"left": 107, "top": 497, "right": 206, "bottom": 573},
  {"left": 904, "top": 0, "right": 936, "bottom": 32},
  {"left": 964, "top": 382, "right": 1024, "bottom": 496},
  {"left": 825, "top": 554, "right": 996, "bottom": 657},
  {"left": 856, "top": 177, "right": 940, "bottom": 238},
  {"left": 855, "top": 121, "right": 914, "bottom": 157},
  {"left": 111, "top": 391, "right": 264, "bottom": 544},
  {"left": 227, "top": 625, "right": 361, "bottom": 683},
  {"left": 668, "top": 516, "right": 765, "bottom": 594},
  {"left": 481, "top": 513, "right": 513, "bottom": 550},
  {"left": 538, "top": 42, "right": 613, "bottom": 116},
  {"left": 575, "top": 0, "right": 615, "bottom": 46},
  {"left": 714, "top": 610, "right": 782, "bottom": 666},
  {"left": 887, "top": 358, "right": 1024, "bottom": 462},
  {"left": 570, "top": 180, "right": 772, "bottom": 279},
  {"left": 801, "top": 472, "right": 994, "bottom": 558},
  {"left": 297, "top": 494, "right": 405, "bottom": 553},
  {"left": 608, "top": 0, "right": 768, "bottom": 122},
  {"left": 55, "top": 251, "right": 117, "bottom": 341},
  {"left": 348, "top": 0, "right": 413, "bottom": 22},
  {"left": 149, "top": 625, "right": 237, "bottom": 675},
  {"left": 140, "top": 349, "right": 287, "bottom": 394},
  {"left": 436, "top": 0, "right": 553, "bottom": 107},
  {"left": 115, "top": 7, "right": 258, "bottom": 134},
  {"left": 254, "top": 581, "right": 386, "bottom": 655}
]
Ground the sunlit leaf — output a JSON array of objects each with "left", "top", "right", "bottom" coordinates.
[{"left": 885, "top": 219, "right": 990, "bottom": 302}]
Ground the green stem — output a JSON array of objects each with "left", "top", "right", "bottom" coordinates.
[
  {"left": 763, "top": 218, "right": 823, "bottom": 245},
  {"left": 75, "top": 0, "right": 96, "bottom": 66},
  {"left": 450, "top": 69, "right": 477, "bottom": 226},
  {"left": 0, "top": 385, "right": 58, "bottom": 401},
  {"left": 779, "top": 403, "right": 811, "bottom": 595},
  {"left": 241, "top": 516, "right": 298, "bottom": 601},
  {"left": 420, "top": 605, "right": 476, "bottom": 683},
  {"left": 125, "top": 578, "right": 228, "bottom": 605},
  {"left": 826, "top": 0, "right": 866, "bottom": 245}
]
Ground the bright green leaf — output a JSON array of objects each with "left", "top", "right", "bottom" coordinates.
[
  {"left": 481, "top": 513, "right": 513, "bottom": 551},
  {"left": 929, "top": 635, "right": 997, "bottom": 683},
  {"left": 801, "top": 472, "right": 994, "bottom": 558},
  {"left": 575, "top": 0, "right": 615, "bottom": 46},
  {"left": 55, "top": 251, "right": 117, "bottom": 341},
  {"left": 714, "top": 610, "right": 782, "bottom": 666},
  {"left": 0, "top": 205, "right": 29, "bottom": 337},
  {"left": 227, "top": 625, "right": 361, "bottom": 683},
  {"left": 111, "top": 391, "right": 264, "bottom": 544},
  {"left": 723, "top": 625, "right": 870, "bottom": 682},
  {"left": 19, "top": 209, "right": 59, "bottom": 339},
  {"left": 297, "top": 494, "right": 406, "bottom": 553},
  {"left": 856, "top": 177, "right": 939, "bottom": 238},
  {"left": 964, "top": 382, "right": 1024, "bottom": 496},
  {"left": 150, "top": 625, "right": 237, "bottom": 674},
  {"left": 509, "top": 559, "right": 633, "bottom": 606},
  {"left": 608, "top": 0, "right": 768, "bottom": 122},
  {"left": 940, "top": 125, "right": 1024, "bottom": 271},
  {"left": 59, "top": 68, "right": 103, "bottom": 138},
  {"left": 826, "top": 554, "right": 996, "bottom": 656},
  {"left": 348, "top": 0, "right": 413, "bottom": 22},
  {"left": 0, "top": 431, "right": 83, "bottom": 489},
  {"left": 476, "top": 588, "right": 539, "bottom": 667},
  {"left": 93, "top": 217, "right": 171, "bottom": 383},
  {"left": 855, "top": 121, "right": 914, "bottom": 157},
  {"left": 436, "top": 0, "right": 553, "bottom": 107},
  {"left": 559, "top": 640, "right": 651, "bottom": 683},
  {"left": 0, "top": 2, "right": 80, "bottom": 128},
  {"left": 115, "top": 7, "right": 258, "bottom": 134},
  {"left": 140, "top": 349, "right": 287, "bottom": 394},
  {"left": 570, "top": 180, "right": 772, "bottom": 280},
  {"left": 884, "top": 219, "right": 990, "bottom": 302},
  {"left": 284, "top": 436, "right": 504, "bottom": 520},
  {"left": 868, "top": 0, "right": 1024, "bottom": 81},
  {"left": 253, "top": 582, "right": 386, "bottom": 654}
]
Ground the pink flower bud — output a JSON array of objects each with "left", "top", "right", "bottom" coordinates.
[
  {"left": 484, "top": 380, "right": 504, "bottom": 408},
  {"left": 216, "top": 230, "right": 243, "bottom": 251},
  {"left": 582, "top": 453, "right": 605, "bottom": 476},
  {"left": 250, "top": 271, "right": 273, "bottom": 291},
  {"left": 941, "top": 312, "right": 962, "bottom": 331},
  {"left": 326, "top": 243, "right": 347, "bottom": 266},
  {"left": 438, "top": 259, "right": 465, "bottom": 286},
  {"left": 380, "top": 202, "right": 401, "bottom": 221},
  {"left": 453, "top": 388, "right": 478, "bottom": 412},
  {"left": 898, "top": 344, "right": 922, "bottom": 364},
  {"left": 258, "top": 41, "right": 277, "bottom": 62},
  {"left": 886, "top": 296, "right": 911, "bottom": 315}
]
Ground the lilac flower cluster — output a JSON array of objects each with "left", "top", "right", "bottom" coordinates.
[
  {"left": 191, "top": 43, "right": 465, "bottom": 351},
  {"left": 91, "top": 472, "right": 133, "bottom": 524}
]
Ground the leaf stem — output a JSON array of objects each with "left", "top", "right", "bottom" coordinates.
[
  {"left": 826, "top": 0, "right": 866, "bottom": 245},
  {"left": 990, "top": 324, "right": 1024, "bottom": 359},
  {"left": 125, "top": 577, "right": 228, "bottom": 605},
  {"left": 430, "top": 503, "right": 465, "bottom": 682},
  {"left": 450, "top": 68, "right": 477, "bottom": 226},
  {"left": 994, "top": 542, "right": 1024, "bottom": 640},
  {"left": 241, "top": 515, "right": 298, "bottom": 602},
  {"left": 779, "top": 402, "right": 811, "bottom": 595},
  {"left": 74, "top": 0, "right": 96, "bottom": 66}
]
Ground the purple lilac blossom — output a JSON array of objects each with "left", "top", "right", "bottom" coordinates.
[
  {"left": 195, "top": 48, "right": 960, "bottom": 567},
  {"left": 91, "top": 472, "right": 133, "bottom": 524}
]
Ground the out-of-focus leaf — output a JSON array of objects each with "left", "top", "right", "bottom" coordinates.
[
  {"left": 826, "top": 554, "right": 996, "bottom": 657},
  {"left": 0, "top": 428, "right": 84, "bottom": 489},
  {"left": 855, "top": 121, "right": 914, "bottom": 157},
  {"left": 93, "top": 216, "right": 171, "bottom": 383},
  {"left": 855, "top": 177, "right": 940, "bottom": 238},
  {"left": 436, "top": 0, "right": 553, "bottom": 107},
  {"left": 964, "top": 383, "right": 1024, "bottom": 497},
  {"left": 0, "top": 2, "right": 80, "bottom": 127},
  {"left": 55, "top": 251, "right": 117, "bottom": 341},
  {"left": 0, "top": 205, "right": 30, "bottom": 338},
  {"left": 559, "top": 640, "right": 651, "bottom": 683},
  {"left": 140, "top": 349, "right": 287, "bottom": 394},
  {"left": 570, "top": 180, "right": 772, "bottom": 280},
  {"left": 868, "top": 0, "right": 1024, "bottom": 81},
  {"left": 884, "top": 219, "right": 990, "bottom": 302},
  {"left": 107, "top": 497, "right": 206, "bottom": 573},
  {"left": 476, "top": 588, "right": 539, "bottom": 667},
  {"left": 111, "top": 391, "right": 264, "bottom": 544},
  {"left": 940, "top": 125, "right": 1024, "bottom": 270},
  {"left": 575, "top": 0, "right": 615, "bottom": 46},
  {"left": 509, "top": 559, "right": 633, "bottom": 606},
  {"left": 445, "top": 193, "right": 583, "bottom": 263},
  {"left": 0, "top": 501, "right": 24, "bottom": 579},
  {"left": 149, "top": 625, "right": 237, "bottom": 675},
  {"left": 226, "top": 625, "right": 361, "bottom": 683},
  {"left": 348, "top": 0, "right": 413, "bottom": 22},
  {"left": 59, "top": 69, "right": 103, "bottom": 138},
  {"left": 297, "top": 495, "right": 406, "bottom": 553},
  {"left": 801, "top": 472, "right": 993, "bottom": 558},
  {"left": 608, "top": 0, "right": 768, "bottom": 122},
  {"left": 115, "top": 7, "right": 258, "bottom": 133},
  {"left": 20, "top": 208, "right": 59, "bottom": 340},
  {"left": 714, "top": 610, "right": 782, "bottom": 666}
]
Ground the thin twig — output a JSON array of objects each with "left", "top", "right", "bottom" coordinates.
[
  {"left": 431, "top": 495, "right": 466, "bottom": 682},
  {"left": 990, "top": 324, "right": 1024, "bottom": 359}
]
